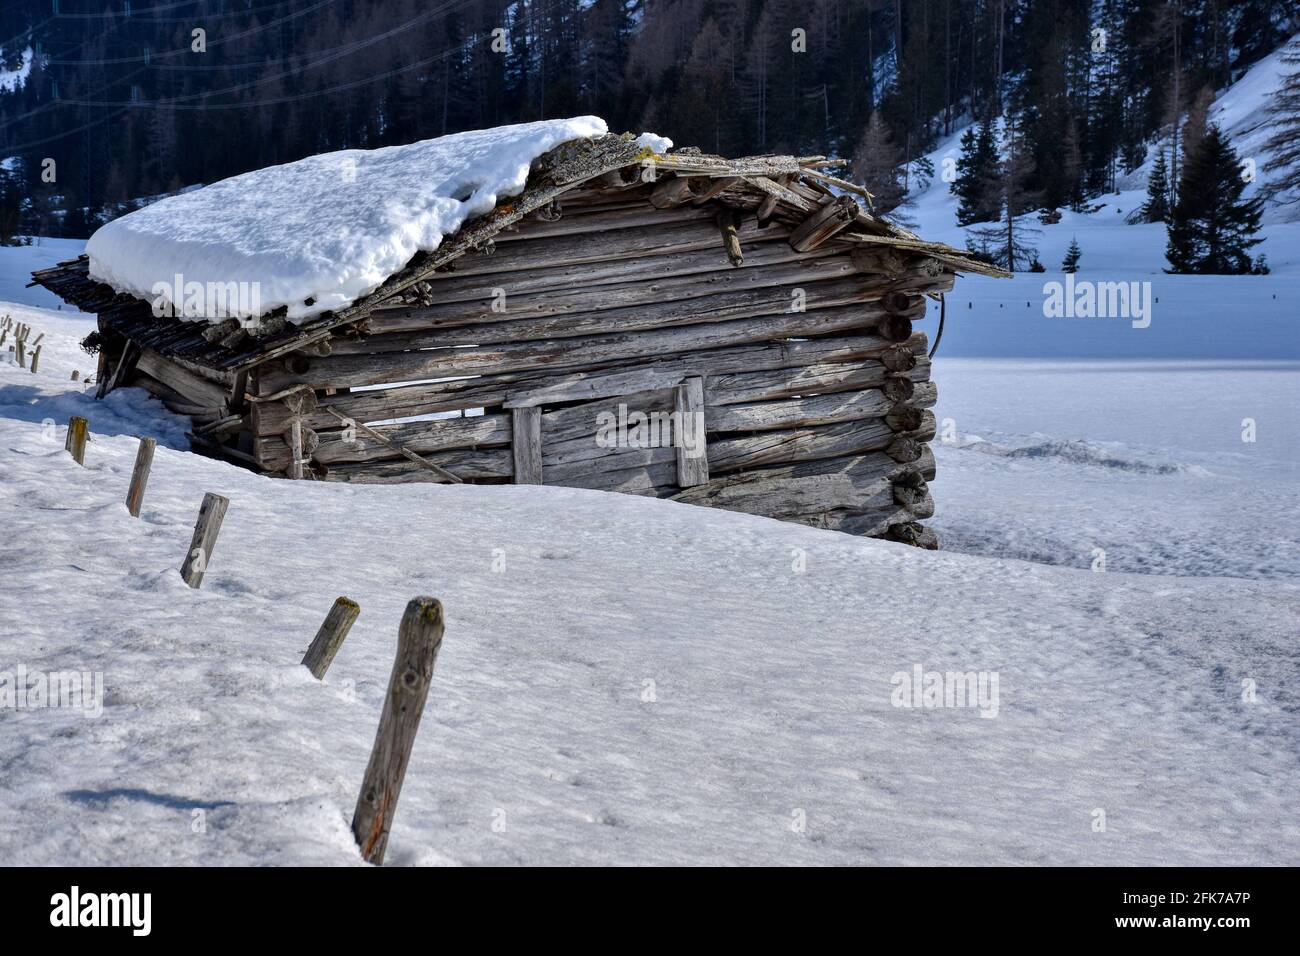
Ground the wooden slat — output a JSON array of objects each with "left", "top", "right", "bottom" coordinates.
[
  {"left": 260, "top": 306, "right": 914, "bottom": 393},
  {"left": 674, "top": 376, "right": 709, "bottom": 487},
  {"left": 511, "top": 406, "right": 542, "bottom": 485},
  {"left": 337, "top": 274, "right": 913, "bottom": 353}
]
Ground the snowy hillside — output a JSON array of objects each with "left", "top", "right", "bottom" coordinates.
[
  {"left": 2, "top": 303, "right": 1297, "bottom": 866},
  {"left": 904, "top": 38, "right": 1300, "bottom": 359}
]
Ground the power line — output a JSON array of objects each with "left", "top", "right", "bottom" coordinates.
[
  {"left": 42, "top": 0, "right": 339, "bottom": 65},
  {"left": 0, "top": 1, "right": 485, "bottom": 150},
  {"left": 49, "top": 0, "right": 473, "bottom": 105}
]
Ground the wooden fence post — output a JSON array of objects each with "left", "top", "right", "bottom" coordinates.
[
  {"left": 126, "top": 437, "right": 156, "bottom": 517},
  {"left": 180, "top": 493, "right": 229, "bottom": 589},
  {"left": 511, "top": 406, "right": 542, "bottom": 484},
  {"left": 302, "top": 597, "right": 361, "bottom": 679},
  {"left": 351, "top": 596, "right": 444, "bottom": 865},
  {"left": 65, "top": 416, "right": 88, "bottom": 465},
  {"left": 29, "top": 344, "right": 41, "bottom": 374}
]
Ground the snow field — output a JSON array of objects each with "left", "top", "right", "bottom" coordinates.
[{"left": 1, "top": 306, "right": 1298, "bottom": 866}]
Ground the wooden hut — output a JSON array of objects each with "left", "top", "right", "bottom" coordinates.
[{"left": 32, "top": 132, "right": 1005, "bottom": 547}]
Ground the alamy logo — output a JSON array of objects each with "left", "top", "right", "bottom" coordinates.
[
  {"left": 0, "top": 665, "right": 103, "bottom": 718},
  {"left": 50, "top": 886, "right": 151, "bottom": 936},
  {"left": 1042, "top": 274, "right": 1152, "bottom": 328},
  {"left": 890, "top": 664, "right": 1000, "bottom": 718},
  {"left": 595, "top": 404, "right": 705, "bottom": 459},
  {"left": 151, "top": 273, "right": 262, "bottom": 322}
]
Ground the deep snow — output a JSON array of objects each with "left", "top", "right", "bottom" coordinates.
[{"left": 1, "top": 305, "right": 1297, "bottom": 866}]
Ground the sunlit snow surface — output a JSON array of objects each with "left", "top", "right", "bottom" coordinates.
[
  {"left": 1, "top": 306, "right": 1297, "bottom": 865},
  {"left": 84, "top": 117, "right": 610, "bottom": 322}
]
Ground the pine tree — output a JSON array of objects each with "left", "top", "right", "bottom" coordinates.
[
  {"left": 951, "top": 120, "right": 1000, "bottom": 225},
  {"left": 1263, "top": 38, "right": 1300, "bottom": 203},
  {"left": 1140, "top": 150, "right": 1173, "bottom": 223},
  {"left": 1061, "top": 237, "right": 1082, "bottom": 272},
  {"left": 1166, "top": 125, "right": 1265, "bottom": 274},
  {"left": 852, "top": 111, "right": 907, "bottom": 215}
]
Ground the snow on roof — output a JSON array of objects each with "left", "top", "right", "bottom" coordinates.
[{"left": 85, "top": 116, "right": 613, "bottom": 323}]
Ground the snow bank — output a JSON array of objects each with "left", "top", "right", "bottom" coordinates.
[{"left": 85, "top": 117, "right": 611, "bottom": 323}]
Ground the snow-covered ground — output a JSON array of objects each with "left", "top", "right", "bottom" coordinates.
[{"left": 1, "top": 304, "right": 1297, "bottom": 866}]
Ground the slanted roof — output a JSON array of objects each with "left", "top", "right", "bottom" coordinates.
[{"left": 31, "top": 129, "right": 1007, "bottom": 375}]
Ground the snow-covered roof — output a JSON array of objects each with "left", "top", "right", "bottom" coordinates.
[{"left": 86, "top": 117, "right": 613, "bottom": 322}]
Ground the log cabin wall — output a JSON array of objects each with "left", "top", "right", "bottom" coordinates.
[{"left": 232, "top": 179, "right": 952, "bottom": 544}]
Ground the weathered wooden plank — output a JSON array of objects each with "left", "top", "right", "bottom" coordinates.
[
  {"left": 707, "top": 408, "right": 934, "bottom": 474},
  {"left": 674, "top": 376, "right": 709, "bottom": 487},
  {"left": 511, "top": 406, "right": 543, "bottom": 484},
  {"left": 351, "top": 596, "right": 444, "bottom": 865},
  {"left": 321, "top": 407, "right": 462, "bottom": 482},
  {"left": 339, "top": 272, "right": 915, "bottom": 351},
  {"left": 500, "top": 195, "right": 709, "bottom": 237},
  {"left": 705, "top": 387, "right": 902, "bottom": 432},
  {"left": 705, "top": 360, "right": 910, "bottom": 406},
  {"left": 434, "top": 217, "right": 791, "bottom": 278},
  {"left": 544, "top": 445, "right": 676, "bottom": 484},
  {"left": 787, "top": 501, "right": 914, "bottom": 537},
  {"left": 361, "top": 251, "right": 878, "bottom": 335},
  {"left": 398, "top": 233, "right": 844, "bottom": 305},
  {"left": 262, "top": 306, "right": 910, "bottom": 392},
  {"left": 135, "top": 348, "right": 230, "bottom": 409},
  {"left": 321, "top": 448, "right": 512, "bottom": 483},
  {"left": 129, "top": 370, "right": 227, "bottom": 419},
  {"left": 789, "top": 195, "right": 859, "bottom": 251},
  {"left": 708, "top": 418, "right": 900, "bottom": 473},
  {"left": 255, "top": 332, "right": 926, "bottom": 438},
  {"left": 310, "top": 413, "right": 509, "bottom": 467},
  {"left": 287, "top": 419, "right": 305, "bottom": 479},
  {"left": 672, "top": 449, "right": 923, "bottom": 519},
  {"left": 558, "top": 458, "right": 678, "bottom": 495}
]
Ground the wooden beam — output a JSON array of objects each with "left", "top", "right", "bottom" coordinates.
[
  {"left": 511, "top": 406, "right": 543, "bottom": 485},
  {"left": 788, "top": 195, "right": 859, "bottom": 252},
  {"left": 321, "top": 407, "right": 464, "bottom": 482},
  {"left": 717, "top": 211, "right": 743, "bottom": 267},
  {"left": 649, "top": 176, "right": 695, "bottom": 209},
  {"left": 674, "top": 376, "right": 709, "bottom": 487}
]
